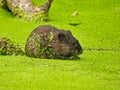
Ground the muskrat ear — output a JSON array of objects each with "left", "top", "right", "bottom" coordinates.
[{"left": 58, "top": 33, "right": 66, "bottom": 42}]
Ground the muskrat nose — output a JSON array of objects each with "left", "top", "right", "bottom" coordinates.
[
  {"left": 79, "top": 49, "right": 83, "bottom": 54},
  {"left": 77, "top": 45, "right": 83, "bottom": 54},
  {"left": 77, "top": 44, "right": 83, "bottom": 54}
]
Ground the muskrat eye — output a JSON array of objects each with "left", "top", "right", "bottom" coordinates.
[{"left": 58, "top": 33, "right": 66, "bottom": 42}]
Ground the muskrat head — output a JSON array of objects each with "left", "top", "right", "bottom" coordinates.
[{"left": 53, "top": 30, "right": 83, "bottom": 59}]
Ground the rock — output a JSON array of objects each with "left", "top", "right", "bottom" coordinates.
[
  {"left": 0, "top": 37, "right": 24, "bottom": 55},
  {"left": 25, "top": 25, "right": 83, "bottom": 59}
]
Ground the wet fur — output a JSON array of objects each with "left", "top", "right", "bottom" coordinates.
[{"left": 25, "top": 25, "right": 83, "bottom": 59}]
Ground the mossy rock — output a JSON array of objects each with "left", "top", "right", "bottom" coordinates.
[{"left": 0, "top": 37, "right": 24, "bottom": 55}]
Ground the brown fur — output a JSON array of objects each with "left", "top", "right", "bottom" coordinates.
[{"left": 25, "top": 25, "right": 83, "bottom": 59}]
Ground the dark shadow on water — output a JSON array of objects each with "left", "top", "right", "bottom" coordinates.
[
  {"left": 50, "top": 56, "right": 82, "bottom": 61},
  {"left": 69, "top": 23, "right": 82, "bottom": 26},
  {"left": 26, "top": 55, "right": 82, "bottom": 61}
]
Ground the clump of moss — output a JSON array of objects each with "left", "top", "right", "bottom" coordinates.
[
  {"left": 25, "top": 32, "right": 56, "bottom": 58},
  {"left": 0, "top": 0, "right": 6, "bottom": 8},
  {"left": 0, "top": 37, "right": 24, "bottom": 55},
  {"left": 15, "top": 10, "right": 48, "bottom": 22}
]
